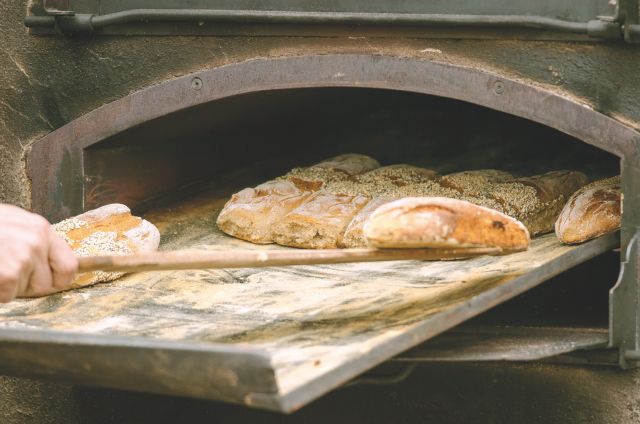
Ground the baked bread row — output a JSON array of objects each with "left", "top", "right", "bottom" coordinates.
[
  {"left": 47, "top": 167, "right": 619, "bottom": 297},
  {"left": 216, "top": 153, "right": 590, "bottom": 249}
]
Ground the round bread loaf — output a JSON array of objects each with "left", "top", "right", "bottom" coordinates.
[
  {"left": 53, "top": 204, "right": 160, "bottom": 288},
  {"left": 363, "top": 197, "right": 530, "bottom": 250}
]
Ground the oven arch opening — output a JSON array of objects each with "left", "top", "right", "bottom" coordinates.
[
  {"left": 80, "top": 86, "right": 618, "bottom": 215},
  {"left": 21, "top": 53, "right": 640, "bottom": 368}
]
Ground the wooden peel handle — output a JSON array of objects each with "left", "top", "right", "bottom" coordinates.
[{"left": 77, "top": 247, "right": 506, "bottom": 274}]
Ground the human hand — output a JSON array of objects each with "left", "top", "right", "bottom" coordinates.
[{"left": 0, "top": 204, "right": 78, "bottom": 302}]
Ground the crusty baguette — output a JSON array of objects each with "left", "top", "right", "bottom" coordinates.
[
  {"left": 555, "top": 176, "right": 621, "bottom": 244},
  {"left": 53, "top": 204, "right": 160, "bottom": 288},
  {"left": 272, "top": 192, "right": 370, "bottom": 249},
  {"left": 217, "top": 153, "right": 379, "bottom": 243},
  {"left": 363, "top": 197, "right": 530, "bottom": 251}
]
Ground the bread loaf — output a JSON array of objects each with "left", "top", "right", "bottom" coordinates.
[
  {"left": 272, "top": 192, "right": 371, "bottom": 249},
  {"left": 363, "top": 197, "right": 530, "bottom": 251},
  {"left": 434, "top": 170, "right": 587, "bottom": 236},
  {"left": 555, "top": 176, "right": 621, "bottom": 244},
  {"left": 215, "top": 180, "right": 311, "bottom": 244},
  {"left": 436, "top": 169, "right": 516, "bottom": 216},
  {"left": 216, "top": 153, "right": 379, "bottom": 243},
  {"left": 53, "top": 204, "right": 160, "bottom": 288}
]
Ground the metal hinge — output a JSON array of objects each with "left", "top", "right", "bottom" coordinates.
[{"left": 610, "top": 231, "right": 640, "bottom": 368}]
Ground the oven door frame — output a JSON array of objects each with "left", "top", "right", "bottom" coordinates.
[{"left": 24, "top": 53, "right": 640, "bottom": 367}]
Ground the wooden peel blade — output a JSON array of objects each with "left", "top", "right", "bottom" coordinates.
[{"left": 77, "top": 246, "right": 511, "bottom": 274}]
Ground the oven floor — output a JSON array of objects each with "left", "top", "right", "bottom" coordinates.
[{"left": 0, "top": 185, "right": 619, "bottom": 412}]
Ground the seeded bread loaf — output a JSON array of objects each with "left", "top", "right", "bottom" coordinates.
[
  {"left": 555, "top": 176, "right": 621, "bottom": 244},
  {"left": 216, "top": 153, "right": 380, "bottom": 244},
  {"left": 364, "top": 197, "right": 530, "bottom": 251},
  {"left": 436, "top": 169, "right": 517, "bottom": 216},
  {"left": 53, "top": 204, "right": 160, "bottom": 288}
]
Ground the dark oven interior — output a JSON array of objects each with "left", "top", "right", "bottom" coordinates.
[{"left": 83, "top": 87, "right": 620, "bottom": 333}]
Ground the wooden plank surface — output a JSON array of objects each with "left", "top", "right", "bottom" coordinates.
[{"left": 0, "top": 187, "right": 618, "bottom": 410}]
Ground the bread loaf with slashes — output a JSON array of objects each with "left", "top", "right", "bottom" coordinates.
[
  {"left": 555, "top": 176, "right": 621, "bottom": 244},
  {"left": 216, "top": 153, "right": 380, "bottom": 244}
]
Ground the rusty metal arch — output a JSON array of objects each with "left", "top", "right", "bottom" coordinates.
[{"left": 27, "top": 53, "right": 639, "bottom": 220}]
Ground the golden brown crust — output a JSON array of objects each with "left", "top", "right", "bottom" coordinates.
[
  {"left": 320, "top": 165, "right": 439, "bottom": 248},
  {"left": 216, "top": 180, "right": 311, "bottom": 244},
  {"left": 53, "top": 204, "right": 160, "bottom": 288},
  {"left": 555, "top": 176, "right": 621, "bottom": 244},
  {"left": 272, "top": 192, "right": 371, "bottom": 249},
  {"left": 364, "top": 197, "right": 530, "bottom": 250},
  {"left": 217, "top": 154, "right": 380, "bottom": 244}
]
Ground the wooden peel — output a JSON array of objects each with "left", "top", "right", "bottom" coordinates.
[{"left": 77, "top": 247, "right": 507, "bottom": 274}]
